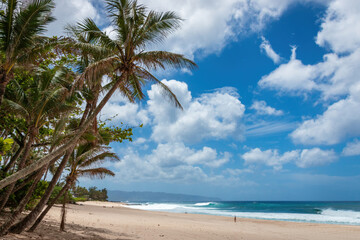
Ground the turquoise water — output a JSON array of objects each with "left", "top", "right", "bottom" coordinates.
[{"left": 123, "top": 201, "right": 360, "bottom": 225}]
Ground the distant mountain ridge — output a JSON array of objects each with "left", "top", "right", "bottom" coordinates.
[{"left": 108, "top": 190, "right": 221, "bottom": 202}]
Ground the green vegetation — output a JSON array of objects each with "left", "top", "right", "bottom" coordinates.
[
  {"left": 0, "top": 138, "right": 13, "bottom": 161},
  {"left": 0, "top": 0, "right": 196, "bottom": 235},
  {"left": 73, "top": 186, "right": 109, "bottom": 202}
]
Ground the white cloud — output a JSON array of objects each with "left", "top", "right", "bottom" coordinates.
[
  {"left": 297, "top": 148, "right": 337, "bottom": 168},
  {"left": 46, "top": 0, "right": 99, "bottom": 37},
  {"left": 224, "top": 168, "right": 253, "bottom": 175},
  {"left": 316, "top": 50, "right": 360, "bottom": 101},
  {"left": 242, "top": 148, "right": 299, "bottom": 170},
  {"left": 112, "top": 142, "right": 230, "bottom": 183},
  {"left": 103, "top": 25, "right": 118, "bottom": 40},
  {"left": 148, "top": 80, "right": 245, "bottom": 143},
  {"left": 246, "top": 121, "right": 296, "bottom": 136},
  {"left": 138, "top": 0, "right": 303, "bottom": 58},
  {"left": 150, "top": 142, "right": 230, "bottom": 168},
  {"left": 242, "top": 147, "right": 337, "bottom": 169},
  {"left": 291, "top": 83, "right": 360, "bottom": 145},
  {"left": 100, "top": 92, "right": 150, "bottom": 126},
  {"left": 133, "top": 137, "right": 147, "bottom": 145},
  {"left": 258, "top": 47, "right": 318, "bottom": 94},
  {"left": 257, "top": 1, "right": 360, "bottom": 146},
  {"left": 250, "top": 100, "right": 283, "bottom": 116},
  {"left": 342, "top": 139, "right": 360, "bottom": 156},
  {"left": 260, "top": 37, "right": 281, "bottom": 64},
  {"left": 316, "top": 0, "right": 360, "bottom": 53}
]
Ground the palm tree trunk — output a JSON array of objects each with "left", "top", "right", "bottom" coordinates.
[
  {"left": 0, "top": 166, "right": 46, "bottom": 236},
  {"left": 0, "top": 71, "right": 10, "bottom": 106},
  {"left": 9, "top": 149, "right": 72, "bottom": 234},
  {"left": 79, "top": 102, "right": 91, "bottom": 126},
  {"left": 2, "top": 142, "right": 25, "bottom": 174},
  {"left": 60, "top": 189, "right": 68, "bottom": 231},
  {"left": 0, "top": 185, "right": 15, "bottom": 213},
  {"left": 0, "top": 75, "right": 125, "bottom": 190},
  {"left": 28, "top": 180, "right": 72, "bottom": 232},
  {"left": 0, "top": 133, "right": 34, "bottom": 212},
  {"left": 12, "top": 171, "right": 39, "bottom": 193}
]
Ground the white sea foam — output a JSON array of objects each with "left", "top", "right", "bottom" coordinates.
[
  {"left": 123, "top": 203, "right": 360, "bottom": 225},
  {"left": 194, "top": 202, "right": 214, "bottom": 206}
]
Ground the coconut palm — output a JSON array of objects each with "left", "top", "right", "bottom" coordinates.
[
  {"left": 9, "top": 120, "right": 114, "bottom": 233},
  {"left": 0, "top": 67, "right": 77, "bottom": 214},
  {"left": 0, "top": 0, "right": 196, "bottom": 191},
  {"left": 0, "top": 0, "right": 56, "bottom": 105},
  {"left": 29, "top": 143, "right": 118, "bottom": 232}
]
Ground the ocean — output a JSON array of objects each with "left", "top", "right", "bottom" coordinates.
[{"left": 122, "top": 201, "right": 360, "bottom": 225}]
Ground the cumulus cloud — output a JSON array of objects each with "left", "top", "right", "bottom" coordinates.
[
  {"left": 297, "top": 148, "right": 337, "bottom": 168},
  {"left": 242, "top": 147, "right": 337, "bottom": 169},
  {"left": 260, "top": 37, "right": 281, "bottom": 64},
  {"left": 316, "top": 0, "right": 360, "bottom": 53},
  {"left": 259, "top": 47, "right": 360, "bottom": 100},
  {"left": 137, "top": 0, "right": 303, "bottom": 58},
  {"left": 250, "top": 100, "right": 283, "bottom": 116},
  {"left": 291, "top": 83, "right": 360, "bottom": 145},
  {"left": 112, "top": 143, "right": 230, "bottom": 183},
  {"left": 258, "top": 47, "right": 318, "bottom": 94},
  {"left": 100, "top": 92, "right": 150, "bottom": 126},
  {"left": 342, "top": 139, "right": 360, "bottom": 156},
  {"left": 46, "top": 0, "right": 99, "bottom": 37},
  {"left": 148, "top": 80, "right": 245, "bottom": 143},
  {"left": 242, "top": 148, "right": 299, "bottom": 170},
  {"left": 257, "top": 1, "right": 360, "bottom": 146}
]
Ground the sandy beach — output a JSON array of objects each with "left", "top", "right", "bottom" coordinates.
[{"left": 2, "top": 201, "right": 359, "bottom": 240}]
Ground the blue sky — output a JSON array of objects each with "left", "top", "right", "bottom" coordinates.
[{"left": 49, "top": 0, "right": 360, "bottom": 200}]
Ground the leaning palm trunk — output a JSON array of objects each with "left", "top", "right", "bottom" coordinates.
[
  {"left": 0, "top": 166, "right": 46, "bottom": 236},
  {"left": 60, "top": 189, "right": 68, "bottom": 231},
  {"left": 0, "top": 133, "right": 35, "bottom": 212},
  {"left": 10, "top": 149, "right": 75, "bottom": 233},
  {"left": 0, "top": 185, "right": 15, "bottom": 213},
  {"left": 0, "top": 74, "right": 125, "bottom": 190},
  {"left": 28, "top": 180, "right": 72, "bottom": 232},
  {"left": 9, "top": 149, "right": 73, "bottom": 233},
  {"left": 2, "top": 142, "right": 25, "bottom": 174}
]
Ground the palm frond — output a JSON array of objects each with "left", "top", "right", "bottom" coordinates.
[
  {"left": 2, "top": 98, "right": 29, "bottom": 118},
  {"left": 135, "top": 51, "right": 197, "bottom": 71},
  {"left": 0, "top": 0, "right": 17, "bottom": 53},
  {"left": 11, "top": 0, "right": 55, "bottom": 61},
  {"left": 134, "top": 10, "right": 182, "bottom": 47},
  {"left": 80, "top": 151, "right": 119, "bottom": 168},
  {"left": 77, "top": 167, "right": 115, "bottom": 179},
  {"left": 135, "top": 66, "right": 182, "bottom": 109}
]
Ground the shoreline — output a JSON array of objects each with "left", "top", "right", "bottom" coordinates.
[
  {"left": 82, "top": 200, "right": 360, "bottom": 226},
  {"left": 4, "top": 201, "right": 360, "bottom": 240}
]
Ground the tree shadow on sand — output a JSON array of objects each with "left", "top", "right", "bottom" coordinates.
[{"left": 1, "top": 215, "right": 137, "bottom": 240}]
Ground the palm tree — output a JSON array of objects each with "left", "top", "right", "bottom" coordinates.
[
  {"left": 9, "top": 121, "right": 114, "bottom": 233},
  {"left": 0, "top": 0, "right": 56, "bottom": 105},
  {"left": 0, "top": 0, "right": 196, "bottom": 191},
  {"left": 1, "top": 67, "right": 76, "bottom": 171},
  {"left": 0, "top": 66, "right": 76, "bottom": 212},
  {"left": 30, "top": 143, "right": 118, "bottom": 232},
  {"left": 0, "top": 68, "right": 77, "bottom": 235}
]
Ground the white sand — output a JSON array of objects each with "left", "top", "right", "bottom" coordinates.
[{"left": 3, "top": 201, "right": 360, "bottom": 240}]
